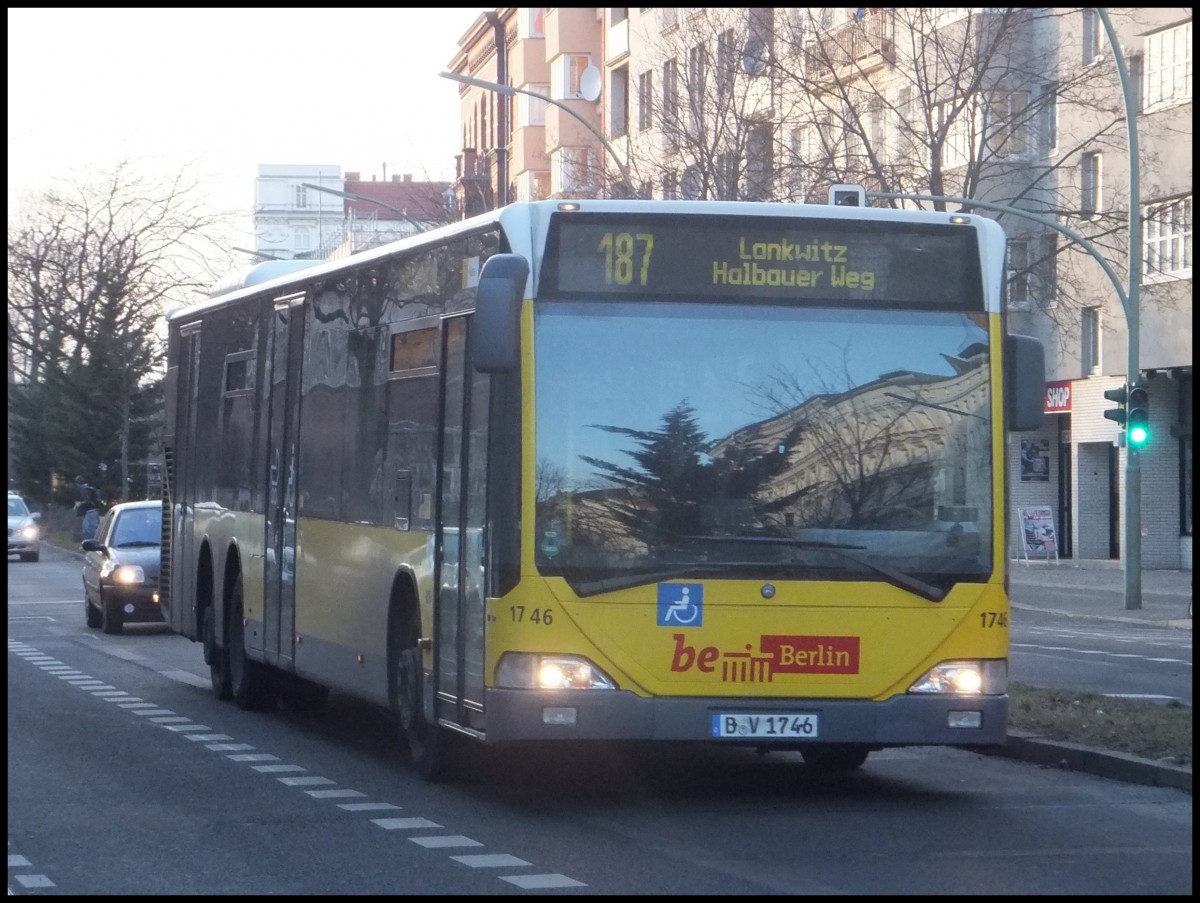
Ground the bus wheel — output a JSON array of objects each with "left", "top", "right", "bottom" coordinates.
[
  {"left": 203, "top": 605, "right": 232, "bottom": 700},
  {"left": 393, "top": 629, "right": 451, "bottom": 781},
  {"left": 228, "top": 574, "right": 278, "bottom": 712},
  {"left": 800, "top": 745, "right": 870, "bottom": 772}
]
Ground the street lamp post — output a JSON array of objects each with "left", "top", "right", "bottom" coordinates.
[{"left": 439, "top": 71, "right": 633, "bottom": 197}]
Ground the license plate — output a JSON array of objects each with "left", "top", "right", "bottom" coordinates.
[{"left": 711, "top": 713, "right": 819, "bottom": 739}]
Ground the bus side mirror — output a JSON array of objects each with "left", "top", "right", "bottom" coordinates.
[
  {"left": 1005, "top": 333, "right": 1045, "bottom": 432},
  {"left": 472, "top": 253, "right": 529, "bottom": 374}
]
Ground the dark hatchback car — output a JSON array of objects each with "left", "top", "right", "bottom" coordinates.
[{"left": 83, "top": 500, "right": 163, "bottom": 634}]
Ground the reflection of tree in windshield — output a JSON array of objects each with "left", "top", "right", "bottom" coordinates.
[{"left": 577, "top": 401, "right": 807, "bottom": 545}]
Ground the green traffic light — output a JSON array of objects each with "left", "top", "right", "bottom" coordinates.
[{"left": 1126, "top": 386, "right": 1150, "bottom": 447}]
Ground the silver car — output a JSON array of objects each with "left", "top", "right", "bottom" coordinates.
[{"left": 8, "top": 493, "right": 41, "bottom": 563}]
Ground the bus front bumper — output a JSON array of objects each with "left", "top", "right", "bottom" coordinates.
[{"left": 481, "top": 688, "right": 1007, "bottom": 747}]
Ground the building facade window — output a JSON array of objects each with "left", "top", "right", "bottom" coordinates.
[
  {"left": 638, "top": 70, "right": 654, "bottom": 131},
  {"left": 1143, "top": 195, "right": 1193, "bottom": 281},
  {"left": 551, "top": 146, "right": 594, "bottom": 195},
  {"left": 552, "top": 54, "right": 592, "bottom": 100},
  {"left": 517, "top": 84, "right": 549, "bottom": 127},
  {"left": 294, "top": 184, "right": 308, "bottom": 209},
  {"left": 936, "top": 99, "right": 974, "bottom": 170},
  {"left": 611, "top": 64, "right": 630, "bottom": 139},
  {"left": 1038, "top": 81, "right": 1058, "bottom": 155},
  {"left": 1081, "top": 306, "right": 1101, "bottom": 375},
  {"left": 1008, "top": 234, "right": 1058, "bottom": 309},
  {"left": 662, "top": 169, "right": 677, "bottom": 200},
  {"left": 518, "top": 7, "right": 545, "bottom": 39},
  {"left": 716, "top": 28, "right": 736, "bottom": 95},
  {"left": 687, "top": 43, "right": 707, "bottom": 135},
  {"left": 990, "top": 90, "right": 1030, "bottom": 156},
  {"left": 1081, "top": 152, "right": 1103, "bottom": 216},
  {"left": 1081, "top": 8, "right": 1103, "bottom": 64},
  {"left": 1143, "top": 21, "right": 1192, "bottom": 109},
  {"left": 662, "top": 58, "right": 679, "bottom": 143},
  {"left": 745, "top": 123, "right": 774, "bottom": 200}
]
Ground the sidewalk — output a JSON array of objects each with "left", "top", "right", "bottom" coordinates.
[{"left": 1009, "top": 558, "right": 1192, "bottom": 631}]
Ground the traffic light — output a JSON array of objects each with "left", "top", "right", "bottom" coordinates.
[
  {"left": 1102, "top": 384, "right": 1128, "bottom": 426},
  {"left": 1126, "top": 385, "right": 1150, "bottom": 447}
]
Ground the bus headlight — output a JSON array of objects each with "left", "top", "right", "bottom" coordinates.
[
  {"left": 496, "top": 653, "right": 617, "bottom": 690},
  {"left": 908, "top": 660, "right": 1006, "bottom": 695}
]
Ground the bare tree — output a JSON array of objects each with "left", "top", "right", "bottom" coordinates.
[
  {"left": 624, "top": 8, "right": 1187, "bottom": 349},
  {"left": 7, "top": 161, "right": 234, "bottom": 502}
]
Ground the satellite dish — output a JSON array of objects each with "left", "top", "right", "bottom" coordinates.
[{"left": 580, "top": 65, "right": 602, "bottom": 102}]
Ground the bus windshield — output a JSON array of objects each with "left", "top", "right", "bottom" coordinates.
[{"left": 533, "top": 301, "right": 993, "bottom": 598}]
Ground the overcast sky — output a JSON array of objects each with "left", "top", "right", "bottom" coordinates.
[{"left": 7, "top": 7, "right": 486, "bottom": 231}]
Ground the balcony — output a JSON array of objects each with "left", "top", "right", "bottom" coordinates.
[{"left": 805, "top": 10, "right": 896, "bottom": 84}]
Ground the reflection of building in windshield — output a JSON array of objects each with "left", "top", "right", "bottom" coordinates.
[{"left": 722, "top": 346, "right": 990, "bottom": 533}]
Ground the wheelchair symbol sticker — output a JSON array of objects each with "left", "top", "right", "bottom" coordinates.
[{"left": 658, "top": 583, "right": 703, "bottom": 627}]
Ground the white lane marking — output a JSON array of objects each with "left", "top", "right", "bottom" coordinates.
[
  {"left": 373, "top": 817, "right": 443, "bottom": 830},
  {"left": 306, "top": 789, "right": 367, "bottom": 799},
  {"left": 277, "top": 776, "right": 335, "bottom": 787},
  {"left": 161, "top": 724, "right": 213, "bottom": 732},
  {"left": 228, "top": 754, "right": 280, "bottom": 762},
  {"left": 253, "top": 764, "right": 307, "bottom": 774},
  {"left": 338, "top": 802, "right": 401, "bottom": 812},
  {"left": 501, "top": 874, "right": 588, "bottom": 889},
  {"left": 410, "top": 836, "right": 484, "bottom": 849},
  {"left": 206, "top": 743, "right": 255, "bottom": 751},
  {"left": 1011, "top": 642, "right": 1191, "bottom": 665},
  {"left": 451, "top": 854, "right": 531, "bottom": 868}
]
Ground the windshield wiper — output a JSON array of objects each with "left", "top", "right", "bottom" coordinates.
[
  {"left": 571, "top": 562, "right": 759, "bottom": 597},
  {"left": 114, "top": 540, "right": 160, "bottom": 548},
  {"left": 683, "top": 535, "right": 947, "bottom": 603}
]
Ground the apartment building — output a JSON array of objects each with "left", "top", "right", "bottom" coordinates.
[
  {"left": 448, "top": 8, "right": 1191, "bottom": 569},
  {"left": 253, "top": 164, "right": 451, "bottom": 260}
]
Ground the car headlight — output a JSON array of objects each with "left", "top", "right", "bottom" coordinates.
[
  {"left": 19, "top": 524, "right": 39, "bottom": 540},
  {"left": 495, "top": 653, "right": 617, "bottom": 690},
  {"left": 103, "top": 563, "right": 146, "bottom": 585},
  {"left": 908, "top": 660, "right": 1006, "bottom": 695}
]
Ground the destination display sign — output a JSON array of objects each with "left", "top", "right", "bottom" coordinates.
[{"left": 540, "top": 213, "right": 984, "bottom": 309}]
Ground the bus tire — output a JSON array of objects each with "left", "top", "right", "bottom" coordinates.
[
  {"left": 391, "top": 610, "right": 452, "bottom": 782},
  {"left": 800, "top": 745, "right": 870, "bottom": 772},
  {"left": 228, "top": 573, "right": 278, "bottom": 712},
  {"left": 203, "top": 605, "right": 233, "bottom": 700}
]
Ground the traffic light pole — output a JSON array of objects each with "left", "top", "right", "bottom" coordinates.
[{"left": 1097, "top": 8, "right": 1142, "bottom": 610}]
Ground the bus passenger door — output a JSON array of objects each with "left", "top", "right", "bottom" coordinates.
[
  {"left": 260, "top": 292, "right": 304, "bottom": 667},
  {"left": 434, "top": 314, "right": 488, "bottom": 730}
]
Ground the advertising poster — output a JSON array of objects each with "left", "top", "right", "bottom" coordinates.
[
  {"left": 1020, "top": 438, "right": 1050, "bottom": 482},
  {"left": 1017, "top": 506, "right": 1058, "bottom": 561}
]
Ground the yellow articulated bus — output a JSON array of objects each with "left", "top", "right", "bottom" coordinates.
[{"left": 161, "top": 194, "right": 1045, "bottom": 779}]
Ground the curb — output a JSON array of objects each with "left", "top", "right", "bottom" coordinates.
[{"left": 989, "top": 730, "right": 1192, "bottom": 793}]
